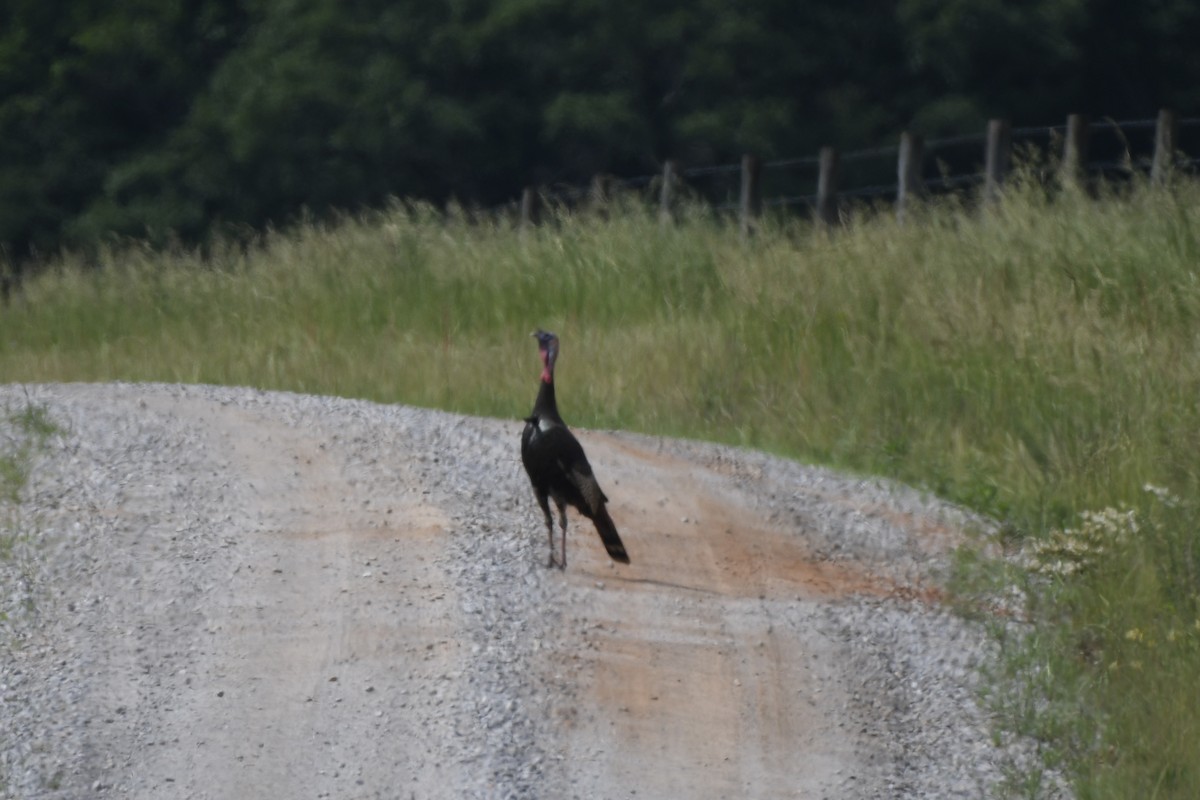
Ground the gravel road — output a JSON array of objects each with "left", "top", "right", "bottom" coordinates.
[{"left": 0, "top": 383, "right": 1058, "bottom": 799}]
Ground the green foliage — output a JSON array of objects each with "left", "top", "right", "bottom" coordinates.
[
  {"left": 0, "top": 401, "right": 59, "bottom": 503},
  {"left": 899, "top": 0, "right": 1084, "bottom": 129},
  {"left": 0, "top": 399, "right": 60, "bottom": 565},
  {"left": 980, "top": 490, "right": 1200, "bottom": 799},
  {"left": 3, "top": 0, "right": 1199, "bottom": 257},
  {"left": 0, "top": 0, "right": 247, "bottom": 252}
]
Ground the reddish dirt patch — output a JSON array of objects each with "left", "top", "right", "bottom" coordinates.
[{"left": 580, "top": 433, "right": 923, "bottom": 602}]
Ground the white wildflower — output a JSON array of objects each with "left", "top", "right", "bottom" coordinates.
[
  {"left": 1025, "top": 506, "right": 1137, "bottom": 578},
  {"left": 1142, "top": 483, "right": 1179, "bottom": 507}
]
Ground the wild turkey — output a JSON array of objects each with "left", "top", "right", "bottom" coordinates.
[{"left": 521, "top": 330, "right": 630, "bottom": 569}]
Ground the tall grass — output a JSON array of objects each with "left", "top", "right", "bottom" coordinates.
[{"left": 3, "top": 176, "right": 1200, "bottom": 796}]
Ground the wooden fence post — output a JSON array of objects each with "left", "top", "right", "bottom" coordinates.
[
  {"left": 816, "top": 146, "right": 840, "bottom": 227},
  {"left": 896, "top": 132, "right": 924, "bottom": 222},
  {"left": 659, "top": 160, "right": 678, "bottom": 226},
  {"left": 512, "top": 110, "right": 1179, "bottom": 230},
  {"left": 1151, "top": 108, "right": 1178, "bottom": 186},
  {"left": 1062, "top": 114, "right": 1090, "bottom": 188},
  {"left": 519, "top": 186, "right": 539, "bottom": 230},
  {"left": 739, "top": 154, "right": 762, "bottom": 237},
  {"left": 984, "top": 119, "right": 1012, "bottom": 205},
  {"left": 589, "top": 174, "right": 611, "bottom": 217}
]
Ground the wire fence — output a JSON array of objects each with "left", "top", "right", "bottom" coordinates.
[{"left": 519, "top": 112, "right": 1200, "bottom": 223}]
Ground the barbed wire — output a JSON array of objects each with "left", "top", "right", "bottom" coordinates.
[{"left": 513, "top": 114, "right": 1200, "bottom": 213}]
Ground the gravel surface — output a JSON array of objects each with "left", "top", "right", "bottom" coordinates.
[{"left": 0, "top": 383, "right": 1066, "bottom": 799}]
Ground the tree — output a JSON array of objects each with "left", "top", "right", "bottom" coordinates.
[
  {"left": 0, "top": 0, "right": 246, "bottom": 254},
  {"left": 896, "top": 0, "right": 1085, "bottom": 131},
  {"left": 1, "top": 0, "right": 1197, "bottom": 259}
]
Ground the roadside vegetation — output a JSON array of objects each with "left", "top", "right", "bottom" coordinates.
[
  {"left": 2, "top": 174, "right": 1199, "bottom": 798},
  {"left": 0, "top": 396, "right": 60, "bottom": 671},
  {"left": 0, "top": 399, "right": 59, "bottom": 556},
  {"left": 0, "top": 397, "right": 61, "bottom": 796}
]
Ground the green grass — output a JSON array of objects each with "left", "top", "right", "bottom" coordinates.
[
  {"left": 0, "top": 400, "right": 59, "bottom": 508},
  {"left": 3, "top": 176, "right": 1200, "bottom": 797},
  {"left": 0, "top": 399, "right": 59, "bottom": 800},
  {"left": 0, "top": 400, "right": 59, "bottom": 560}
]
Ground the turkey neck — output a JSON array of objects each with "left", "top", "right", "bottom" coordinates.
[{"left": 531, "top": 370, "right": 563, "bottom": 425}]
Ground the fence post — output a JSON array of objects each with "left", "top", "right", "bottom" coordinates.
[
  {"left": 589, "top": 174, "right": 612, "bottom": 218},
  {"left": 659, "top": 160, "right": 678, "bottom": 226},
  {"left": 1151, "top": 108, "right": 1178, "bottom": 186},
  {"left": 739, "top": 154, "right": 762, "bottom": 237},
  {"left": 896, "top": 132, "right": 925, "bottom": 223},
  {"left": 1062, "top": 114, "right": 1090, "bottom": 188},
  {"left": 816, "top": 146, "right": 840, "bottom": 227},
  {"left": 984, "top": 119, "right": 1012, "bottom": 205},
  {"left": 519, "top": 186, "right": 539, "bottom": 230}
]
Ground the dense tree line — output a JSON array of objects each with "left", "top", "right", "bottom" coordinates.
[{"left": 2, "top": 0, "right": 1197, "bottom": 259}]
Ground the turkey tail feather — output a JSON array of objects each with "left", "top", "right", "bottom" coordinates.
[{"left": 593, "top": 507, "right": 630, "bottom": 564}]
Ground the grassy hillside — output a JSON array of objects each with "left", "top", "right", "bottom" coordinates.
[{"left": 3, "top": 178, "right": 1200, "bottom": 797}]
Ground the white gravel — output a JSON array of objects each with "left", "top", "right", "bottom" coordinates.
[{"left": 0, "top": 383, "right": 1067, "bottom": 799}]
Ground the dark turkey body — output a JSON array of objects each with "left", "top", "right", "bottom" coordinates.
[
  {"left": 521, "top": 409, "right": 629, "bottom": 567},
  {"left": 521, "top": 416, "right": 606, "bottom": 519}
]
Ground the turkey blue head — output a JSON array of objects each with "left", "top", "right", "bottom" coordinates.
[{"left": 532, "top": 329, "right": 559, "bottom": 383}]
